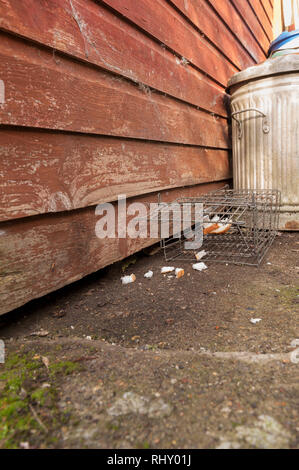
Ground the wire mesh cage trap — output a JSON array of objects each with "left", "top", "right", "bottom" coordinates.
[{"left": 148, "top": 187, "right": 280, "bottom": 266}]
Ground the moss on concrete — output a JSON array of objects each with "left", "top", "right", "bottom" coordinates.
[{"left": 0, "top": 353, "right": 81, "bottom": 448}]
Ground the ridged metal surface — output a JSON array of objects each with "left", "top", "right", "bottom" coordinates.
[{"left": 230, "top": 68, "right": 299, "bottom": 230}]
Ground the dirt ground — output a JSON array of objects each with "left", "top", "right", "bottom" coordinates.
[{"left": 0, "top": 233, "right": 298, "bottom": 449}]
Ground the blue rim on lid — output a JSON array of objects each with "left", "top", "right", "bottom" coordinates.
[{"left": 268, "top": 30, "right": 299, "bottom": 55}]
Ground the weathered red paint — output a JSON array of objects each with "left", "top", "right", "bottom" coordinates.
[
  {"left": 0, "top": 0, "right": 272, "bottom": 314},
  {"left": 208, "top": 0, "right": 268, "bottom": 58},
  {"left": 0, "top": 0, "right": 227, "bottom": 116},
  {"left": 0, "top": 129, "right": 231, "bottom": 221},
  {"left": 248, "top": 0, "right": 273, "bottom": 41},
  {"left": 229, "top": 0, "right": 272, "bottom": 53},
  {"left": 260, "top": 0, "right": 274, "bottom": 24},
  {"left": 0, "top": 33, "right": 229, "bottom": 146},
  {"left": 0, "top": 182, "right": 228, "bottom": 315},
  {"left": 169, "top": 0, "right": 262, "bottom": 66},
  {"left": 100, "top": 0, "right": 238, "bottom": 85}
]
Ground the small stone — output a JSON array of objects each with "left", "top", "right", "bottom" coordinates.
[
  {"left": 20, "top": 442, "right": 30, "bottom": 449},
  {"left": 107, "top": 392, "right": 172, "bottom": 418},
  {"left": 219, "top": 415, "right": 292, "bottom": 449},
  {"left": 41, "top": 383, "right": 51, "bottom": 389},
  {"left": 221, "top": 407, "right": 231, "bottom": 414}
]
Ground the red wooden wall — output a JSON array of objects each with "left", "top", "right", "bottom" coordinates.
[{"left": 0, "top": 0, "right": 273, "bottom": 314}]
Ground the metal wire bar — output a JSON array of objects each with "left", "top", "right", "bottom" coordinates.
[{"left": 155, "top": 188, "right": 280, "bottom": 266}]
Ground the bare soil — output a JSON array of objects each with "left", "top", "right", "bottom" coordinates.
[{"left": 0, "top": 233, "right": 298, "bottom": 449}]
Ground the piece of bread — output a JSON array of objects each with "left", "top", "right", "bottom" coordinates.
[
  {"left": 204, "top": 223, "right": 220, "bottom": 235},
  {"left": 210, "top": 224, "right": 232, "bottom": 235},
  {"left": 204, "top": 216, "right": 221, "bottom": 235},
  {"left": 175, "top": 268, "right": 185, "bottom": 279},
  {"left": 195, "top": 250, "right": 207, "bottom": 261},
  {"left": 161, "top": 267, "right": 175, "bottom": 274},
  {"left": 121, "top": 274, "right": 136, "bottom": 285}
]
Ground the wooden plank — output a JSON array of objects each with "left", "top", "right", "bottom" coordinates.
[
  {"left": 99, "top": 0, "right": 238, "bottom": 86},
  {"left": 169, "top": 0, "right": 260, "bottom": 66},
  {"left": 0, "top": 33, "right": 229, "bottom": 148},
  {"left": 0, "top": 0, "right": 227, "bottom": 116},
  {"left": 0, "top": 129, "right": 231, "bottom": 221},
  {"left": 260, "top": 0, "right": 274, "bottom": 22},
  {"left": 227, "top": 0, "right": 270, "bottom": 55},
  {"left": 208, "top": 0, "right": 268, "bottom": 59},
  {"left": 248, "top": 0, "right": 274, "bottom": 40},
  {"left": 0, "top": 181, "right": 229, "bottom": 315}
]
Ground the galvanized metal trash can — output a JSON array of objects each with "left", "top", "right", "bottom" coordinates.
[{"left": 228, "top": 55, "right": 299, "bottom": 230}]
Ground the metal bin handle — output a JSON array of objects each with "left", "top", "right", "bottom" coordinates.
[{"left": 231, "top": 108, "right": 270, "bottom": 139}]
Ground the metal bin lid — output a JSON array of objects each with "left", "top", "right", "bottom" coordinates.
[{"left": 228, "top": 54, "right": 299, "bottom": 90}]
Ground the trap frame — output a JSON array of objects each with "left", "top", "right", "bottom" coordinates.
[{"left": 149, "top": 187, "right": 280, "bottom": 266}]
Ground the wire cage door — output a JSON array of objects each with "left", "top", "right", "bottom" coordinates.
[{"left": 155, "top": 188, "right": 280, "bottom": 266}]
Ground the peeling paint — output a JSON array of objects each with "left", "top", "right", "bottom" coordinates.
[
  {"left": 69, "top": 0, "right": 89, "bottom": 58},
  {"left": 0, "top": 79, "right": 4, "bottom": 104},
  {"left": 48, "top": 192, "right": 73, "bottom": 212}
]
